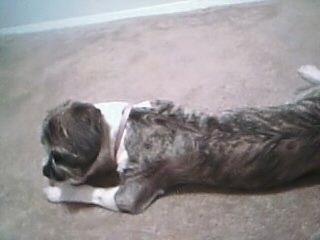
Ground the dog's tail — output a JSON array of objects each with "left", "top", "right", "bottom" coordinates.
[{"left": 298, "top": 65, "right": 320, "bottom": 85}]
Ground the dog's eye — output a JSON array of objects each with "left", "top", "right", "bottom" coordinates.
[{"left": 51, "top": 151, "right": 80, "bottom": 168}]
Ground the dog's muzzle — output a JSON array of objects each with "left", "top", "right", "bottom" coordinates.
[{"left": 42, "top": 155, "right": 66, "bottom": 181}]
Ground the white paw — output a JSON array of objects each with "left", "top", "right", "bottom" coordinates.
[
  {"left": 43, "top": 186, "right": 62, "bottom": 203},
  {"left": 298, "top": 65, "right": 320, "bottom": 84}
]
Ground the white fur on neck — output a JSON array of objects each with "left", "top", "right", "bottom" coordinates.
[
  {"left": 94, "top": 102, "right": 128, "bottom": 142},
  {"left": 94, "top": 101, "right": 152, "bottom": 173}
]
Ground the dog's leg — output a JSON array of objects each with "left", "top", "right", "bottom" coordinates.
[
  {"left": 43, "top": 182, "right": 119, "bottom": 212},
  {"left": 114, "top": 179, "right": 165, "bottom": 214},
  {"left": 298, "top": 65, "right": 320, "bottom": 85},
  {"left": 310, "top": 230, "right": 320, "bottom": 240},
  {"left": 291, "top": 85, "right": 320, "bottom": 103},
  {"left": 288, "top": 65, "right": 320, "bottom": 103}
]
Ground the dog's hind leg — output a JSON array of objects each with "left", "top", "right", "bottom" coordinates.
[
  {"left": 291, "top": 85, "right": 320, "bottom": 102},
  {"left": 310, "top": 230, "right": 320, "bottom": 240},
  {"left": 298, "top": 65, "right": 320, "bottom": 85},
  {"left": 288, "top": 65, "right": 320, "bottom": 103}
]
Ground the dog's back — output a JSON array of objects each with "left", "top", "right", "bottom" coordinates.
[{"left": 124, "top": 82, "right": 320, "bottom": 190}]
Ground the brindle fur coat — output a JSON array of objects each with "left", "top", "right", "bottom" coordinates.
[
  {"left": 124, "top": 98, "right": 320, "bottom": 190},
  {"left": 113, "top": 97, "right": 320, "bottom": 211}
]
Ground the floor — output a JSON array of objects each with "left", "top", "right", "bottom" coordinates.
[{"left": 0, "top": 0, "right": 320, "bottom": 239}]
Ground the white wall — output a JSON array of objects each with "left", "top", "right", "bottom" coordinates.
[
  {"left": 0, "top": 0, "right": 265, "bottom": 34},
  {"left": 0, "top": 0, "right": 176, "bottom": 28}
]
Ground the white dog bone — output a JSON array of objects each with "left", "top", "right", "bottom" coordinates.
[
  {"left": 92, "top": 187, "right": 120, "bottom": 211},
  {"left": 43, "top": 182, "right": 120, "bottom": 211}
]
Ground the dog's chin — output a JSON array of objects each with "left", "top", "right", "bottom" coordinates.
[
  {"left": 69, "top": 176, "right": 87, "bottom": 185},
  {"left": 48, "top": 178, "right": 56, "bottom": 186}
]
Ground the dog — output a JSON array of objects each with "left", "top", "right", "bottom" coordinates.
[{"left": 41, "top": 65, "right": 320, "bottom": 214}]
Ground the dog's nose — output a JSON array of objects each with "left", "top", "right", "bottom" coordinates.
[
  {"left": 42, "top": 164, "right": 50, "bottom": 178},
  {"left": 42, "top": 164, "right": 66, "bottom": 181}
]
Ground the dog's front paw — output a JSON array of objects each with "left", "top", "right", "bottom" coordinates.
[{"left": 43, "top": 186, "right": 62, "bottom": 203}]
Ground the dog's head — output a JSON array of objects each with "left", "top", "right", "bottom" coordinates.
[{"left": 41, "top": 101, "right": 111, "bottom": 184}]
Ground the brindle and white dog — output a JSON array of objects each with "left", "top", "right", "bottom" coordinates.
[{"left": 41, "top": 65, "right": 320, "bottom": 214}]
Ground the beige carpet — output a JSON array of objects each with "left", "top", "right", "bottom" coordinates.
[{"left": 0, "top": 0, "right": 320, "bottom": 239}]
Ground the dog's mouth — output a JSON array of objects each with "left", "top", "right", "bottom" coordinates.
[
  {"left": 43, "top": 164, "right": 85, "bottom": 186},
  {"left": 42, "top": 160, "right": 67, "bottom": 182},
  {"left": 42, "top": 156, "right": 88, "bottom": 186}
]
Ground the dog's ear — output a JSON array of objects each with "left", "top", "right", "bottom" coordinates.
[
  {"left": 41, "top": 101, "right": 73, "bottom": 145},
  {"left": 69, "top": 102, "right": 101, "bottom": 124},
  {"left": 62, "top": 102, "right": 104, "bottom": 137},
  {"left": 41, "top": 115, "right": 65, "bottom": 145}
]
